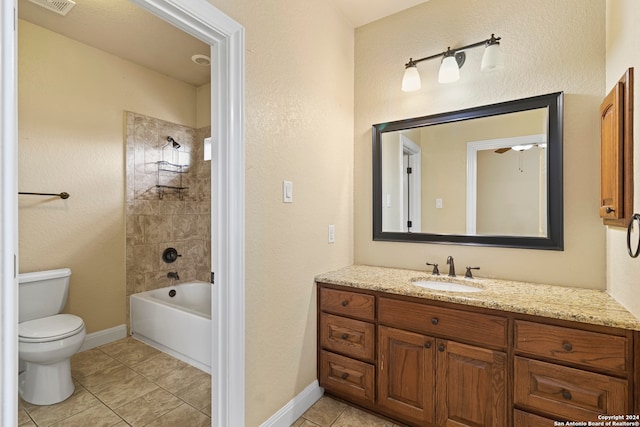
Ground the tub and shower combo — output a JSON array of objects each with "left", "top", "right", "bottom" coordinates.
[{"left": 130, "top": 281, "right": 211, "bottom": 373}]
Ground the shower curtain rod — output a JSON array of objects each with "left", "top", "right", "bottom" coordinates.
[{"left": 19, "top": 192, "right": 70, "bottom": 199}]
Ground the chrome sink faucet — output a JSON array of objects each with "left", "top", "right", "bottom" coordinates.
[{"left": 446, "top": 256, "right": 455, "bottom": 277}]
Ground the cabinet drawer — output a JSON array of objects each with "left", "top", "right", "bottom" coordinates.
[
  {"left": 515, "top": 320, "right": 628, "bottom": 374},
  {"left": 378, "top": 297, "right": 507, "bottom": 348},
  {"left": 514, "top": 357, "right": 628, "bottom": 420},
  {"left": 514, "top": 410, "right": 556, "bottom": 427},
  {"left": 320, "top": 313, "right": 375, "bottom": 362},
  {"left": 320, "top": 287, "right": 375, "bottom": 321},
  {"left": 319, "top": 350, "right": 375, "bottom": 405}
]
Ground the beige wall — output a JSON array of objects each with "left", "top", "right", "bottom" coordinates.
[
  {"left": 605, "top": 0, "right": 640, "bottom": 319},
  {"left": 355, "top": 0, "right": 606, "bottom": 288},
  {"left": 205, "top": 1, "right": 355, "bottom": 425},
  {"left": 18, "top": 20, "right": 198, "bottom": 333}
]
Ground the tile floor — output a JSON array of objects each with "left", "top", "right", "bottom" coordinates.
[
  {"left": 18, "top": 337, "right": 211, "bottom": 427},
  {"left": 292, "top": 396, "right": 404, "bottom": 427},
  {"left": 18, "top": 337, "right": 397, "bottom": 427}
]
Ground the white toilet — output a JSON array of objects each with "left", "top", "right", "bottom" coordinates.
[{"left": 18, "top": 268, "right": 86, "bottom": 405}]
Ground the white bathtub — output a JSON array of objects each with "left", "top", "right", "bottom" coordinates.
[{"left": 130, "top": 281, "right": 211, "bottom": 373}]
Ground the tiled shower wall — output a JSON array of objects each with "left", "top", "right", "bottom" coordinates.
[{"left": 125, "top": 112, "right": 211, "bottom": 307}]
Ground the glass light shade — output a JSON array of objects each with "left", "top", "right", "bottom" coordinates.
[
  {"left": 481, "top": 42, "right": 504, "bottom": 72},
  {"left": 402, "top": 66, "right": 421, "bottom": 92},
  {"left": 438, "top": 56, "right": 460, "bottom": 84},
  {"left": 512, "top": 144, "right": 533, "bottom": 151}
]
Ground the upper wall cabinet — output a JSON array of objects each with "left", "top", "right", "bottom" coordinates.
[{"left": 600, "top": 68, "right": 634, "bottom": 226}]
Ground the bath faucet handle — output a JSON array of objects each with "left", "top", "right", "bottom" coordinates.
[
  {"left": 426, "top": 262, "right": 440, "bottom": 275},
  {"left": 465, "top": 266, "right": 480, "bottom": 279}
]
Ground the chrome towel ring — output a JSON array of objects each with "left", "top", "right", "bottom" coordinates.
[{"left": 627, "top": 213, "right": 640, "bottom": 258}]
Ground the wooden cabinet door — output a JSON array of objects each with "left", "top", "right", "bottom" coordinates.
[
  {"left": 600, "top": 81, "right": 624, "bottom": 220},
  {"left": 436, "top": 340, "right": 507, "bottom": 427},
  {"left": 378, "top": 326, "right": 435, "bottom": 426}
]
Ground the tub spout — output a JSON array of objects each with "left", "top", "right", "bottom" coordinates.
[{"left": 167, "top": 271, "right": 179, "bottom": 280}]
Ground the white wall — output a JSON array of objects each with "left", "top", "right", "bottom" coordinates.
[
  {"left": 354, "top": 0, "right": 606, "bottom": 288},
  {"left": 206, "top": 1, "right": 355, "bottom": 424},
  {"left": 18, "top": 20, "right": 198, "bottom": 333},
  {"left": 605, "top": 0, "right": 640, "bottom": 320}
]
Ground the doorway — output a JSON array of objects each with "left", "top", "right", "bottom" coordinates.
[{"left": 0, "top": 1, "right": 245, "bottom": 425}]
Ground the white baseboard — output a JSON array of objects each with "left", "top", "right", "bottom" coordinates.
[
  {"left": 259, "top": 380, "right": 324, "bottom": 427},
  {"left": 79, "top": 324, "right": 127, "bottom": 352}
]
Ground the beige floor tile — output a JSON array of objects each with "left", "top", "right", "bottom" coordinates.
[
  {"left": 25, "top": 382, "right": 101, "bottom": 426},
  {"left": 331, "top": 406, "right": 395, "bottom": 427},
  {"left": 144, "top": 403, "right": 210, "bottom": 427},
  {"left": 18, "top": 407, "right": 34, "bottom": 426},
  {"left": 150, "top": 360, "right": 209, "bottom": 394},
  {"left": 89, "top": 369, "right": 159, "bottom": 409},
  {"left": 48, "top": 403, "right": 122, "bottom": 427},
  {"left": 300, "top": 396, "right": 347, "bottom": 427},
  {"left": 98, "top": 337, "right": 161, "bottom": 367},
  {"left": 292, "top": 418, "right": 322, "bottom": 427},
  {"left": 131, "top": 351, "right": 189, "bottom": 382},
  {"left": 114, "top": 388, "right": 182, "bottom": 426},
  {"left": 78, "top": 364, "right": 135, "bottom": 393},
  {"left": 173, "top": 370, "right": 211, "bottom": 410},
  {"left": 71, "top": 348, "right": 121, "bottom": 383}
]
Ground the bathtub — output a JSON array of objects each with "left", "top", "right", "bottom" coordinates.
[{"left": 130, "top": 281, "right": 211, "bottom": 373}]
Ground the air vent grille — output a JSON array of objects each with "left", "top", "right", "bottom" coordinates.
[{"left": 28, "top": 0, "right": 76, "bottom": 16}]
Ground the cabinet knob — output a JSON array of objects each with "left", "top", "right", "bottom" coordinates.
[
  {"left": 438, "top": 344, "right": 445, "bottom": 352},
  {"left": 341, "top": 373, "right": 348, "bottom": 380},
  {"left": 606, "top": 207, "right": 615, "bottom": 214},
  {"left": 431, "top": 317, "right": 439, "bottom": 325},
  {"left": 561, "top": 390, "right": 572, "bottom": 400},
  {"left": 341, "top": 300, "right": 348, "bottom": 307},
  {"left": 562, "top": 342, "right": 573, "bottom": 351},
  {"left": 341, "top": 333, "right": 349, "bottom": 340},
  {"left": 424, "top": 342, "right": 431, "bottom": 349}
]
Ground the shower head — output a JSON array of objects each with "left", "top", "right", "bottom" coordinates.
[{"left": 167, "top": 136, "right": 181, "bottom": 149}]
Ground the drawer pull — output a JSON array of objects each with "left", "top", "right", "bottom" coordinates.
[
  {"left": 424, "top": 342, "right": 431, "bottom": 349},
  {"left": 561, "top": 390, "right": 572, "bottom": 400},
  {"left": 341, "top": 300, "right": 348, "bottom": 307},
  {"left": 438, "top": 344, "right": 445, "bottom": 352},
  {"left": 341, "top": 333, "right": 349, "bottom": 340},
  {"left": 431, "top": 317, "right": 439, "bottom": 325},
  {"left": 562, "top": 342, "right": 573, "bottom": 351},
  {"left": 341, "top": 373, "right": 348, "bottom": 380}
]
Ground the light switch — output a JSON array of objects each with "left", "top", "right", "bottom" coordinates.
[
  {"left": 435, "top": 198, "right": 443, "bottom": 209},
  {"left": 283, "top": 181, "right": 293, "bottom": 203}
]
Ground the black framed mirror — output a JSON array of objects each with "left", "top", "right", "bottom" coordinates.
[{"left": 372, "top": 92, "right": 563, "bottom": 250}]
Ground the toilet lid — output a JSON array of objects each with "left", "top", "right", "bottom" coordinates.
[{"left": 19, "top": 314, "right": 85, "bottom": 343}]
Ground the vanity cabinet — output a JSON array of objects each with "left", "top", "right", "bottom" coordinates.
[
  {"left": 513, "top": 320, "right": 632, "bottom": 423},
  {"left": 317, "top": 282, "right": 637, "bottom": 427},
  {"left": 318, "top": 287, "right": 376, "bottom": 408},
  {"left": 378, "top": 297, "right": 507, "bottom": 427}
]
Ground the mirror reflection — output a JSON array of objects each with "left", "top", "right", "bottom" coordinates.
[{"left": 372, "top": 92, "right": 564, "bottom": 250}]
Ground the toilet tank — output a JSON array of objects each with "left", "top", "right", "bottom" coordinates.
[{"left": 18, "top": 268, "right": 72, "bottom": 323}]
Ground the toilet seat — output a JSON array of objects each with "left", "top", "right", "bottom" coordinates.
[{"left": 19, "top": 314, "right": 85, "bottom": 343}]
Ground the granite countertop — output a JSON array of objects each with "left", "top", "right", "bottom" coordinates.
[{"left": 315, "top": 265, "right": 640, "bottom": 331}]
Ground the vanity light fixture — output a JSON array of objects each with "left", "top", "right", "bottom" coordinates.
[{"left": 402, "top": 33, "right": 503, "bottom": 92}]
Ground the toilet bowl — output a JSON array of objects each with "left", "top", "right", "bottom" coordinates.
[{"left": 18, "top": 269, "right": 86, "bottom": 405}]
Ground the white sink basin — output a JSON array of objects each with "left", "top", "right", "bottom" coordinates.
[{"left": 412, "top": 280, "right": 482, "bottom": 293}]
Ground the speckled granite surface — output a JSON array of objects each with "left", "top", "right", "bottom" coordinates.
[{"left": 315, "top": 265, "right": 640, "bottom": 331}]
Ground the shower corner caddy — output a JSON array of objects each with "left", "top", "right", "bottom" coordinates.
[{"left": 155, "top": 160, "right": 189, "bottom": 200}]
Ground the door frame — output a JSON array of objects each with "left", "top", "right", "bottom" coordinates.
[{"left": 1, "top": 1, "right": 246, "bottom": 425}]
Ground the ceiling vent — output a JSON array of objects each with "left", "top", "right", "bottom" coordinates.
[{"left": 28, "top": 0, "right": 76, "bottom": 16}]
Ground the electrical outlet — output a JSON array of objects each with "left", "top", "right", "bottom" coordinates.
[{"left": 328, "top": 225, "right": 335, "bottom": 243}]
